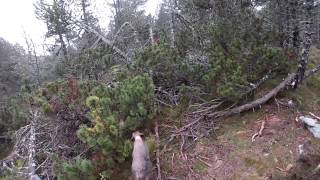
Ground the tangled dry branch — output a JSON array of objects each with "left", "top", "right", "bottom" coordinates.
[{"left": 1, "top": 108, "right": 86, "bottom": 179}]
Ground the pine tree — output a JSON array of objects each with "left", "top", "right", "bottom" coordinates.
[
  {"left": 73, "top": 75, "right": 155, "bottom": 178},
  {"left": 35, "top": 0, "right": 74, "bottom": 60}
]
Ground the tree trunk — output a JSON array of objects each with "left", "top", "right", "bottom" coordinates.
[
  {"left": 149, "top": 27, "right": 155, "bottom": 45},
  {"left": 170, "top": 0, "right": 176, "bottom": 48},
  {"left": 294, "top": 0, "right": 314, "bottom": 87},
  {"left": 58, "top": 33, "right": 68, "bottom": 60}
]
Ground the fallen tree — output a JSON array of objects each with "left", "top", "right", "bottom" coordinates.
[
  {"left": 209, "top": 73, "right": 296, "bottom": 118},
  {"left": 170, "top": 65, "right": 320, "bottom": 151}
]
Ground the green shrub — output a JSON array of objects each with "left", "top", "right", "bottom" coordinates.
[
  {"left": 134, "top": 44, "right": 207, "bottom": 89},
  {"left": 55, "top": 47, "right": 116, "bottom": 80},
  {"left": 204, "top": 25, "right": 291, "bottom": 100},
  {"left": 0, "top": 94, "right": 30, "bottom": 138},
  {"left": 58, "top": 158, "right": 96, "bottom": 180},
  {"left": 74, "top": 75, "right": 155, "bottom": 178}
]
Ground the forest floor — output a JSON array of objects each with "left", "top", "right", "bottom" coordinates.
[
  {"left": 161, "top": 103, "right": 320, "bottom": 179},
  {"left": 159, "top": 48, "right": 320, "bottom": 180}
]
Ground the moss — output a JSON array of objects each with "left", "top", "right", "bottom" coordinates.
[
  {"left": 285, "top": 85, "right": 320, "bottom": 111},
  {"left": 41, "top": 102, "right": 52, "bottom": 114},
  {"left": 145, "top": 136, "right": 156, "bottom": 155},
  {"left": 193, "top": 160, "right": 208, "bottom": 173},
  {"left": 231, "top": 173, "right": 261, "bottom": 180},
  {"left": 243, "top": 156, "right": 268, "bottom": 176},
  {"left": 272, "top": 171, "right": 287, "bottom": 180},
  {"left": 309, "top": 138, "right": 320, "bottom": 154},
  {"left": 244, "top": 156, "right": 257, "bottom": 167},
  {"left": 14, "top": 159, "right": 25, "bottom": 168}
]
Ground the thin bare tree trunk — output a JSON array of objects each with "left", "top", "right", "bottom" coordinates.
[
  {"left": 149, "top": 27, "right": 155, "bottom": 45},
  {"left": 169, "top": 0, "right": 176, "bottom": 48},
  {"left": 23, "top": 32, "right": 41, "bottom": 87},
  {"left": 58, "top": 33, "right": 68, "bottom": 60}
]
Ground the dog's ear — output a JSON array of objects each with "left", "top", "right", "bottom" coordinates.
[
  {"left": 138, "top": 131, "right": 144, "bottom": 137},
  {"left": 131, "top": 131, "right": 137, "bottom": 141}
]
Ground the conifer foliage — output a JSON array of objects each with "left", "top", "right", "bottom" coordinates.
[{"left": 68, "top": 75, "right": 155, "bottom": 178}]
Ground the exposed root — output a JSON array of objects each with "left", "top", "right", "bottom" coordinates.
[{"left": 252, "top": 120, "right": 266, "bottom": 142}]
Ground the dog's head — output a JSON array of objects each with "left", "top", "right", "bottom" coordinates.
[{"left": 131, "top": 131, "right": 144, "bottom": 141}]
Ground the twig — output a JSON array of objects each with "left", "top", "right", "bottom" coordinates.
[
  {"left": 251, "top": 133, "right": 259, "bottom": 142},
  {"left": 312, "top": 163, "right": 320, "bottom": 175},
  {"left": 309, "top": 112, "right": 320, "bottom": 121},
  {"left": 180, "top": 134, "right": 185, "bottom": 155},
  {"left": 175, "top": 117, "right": 202, "bottom": 133},
  {"left": 274, "top": 98, "right": 280, "bottom": 111},
  {"left": 258, "top": 121, "right": 266, "bottom": 136},
  {"left": 191, "top": 102, "right": 223, "bottom": 115},
  {"left": 171, "top": 153, "right": 175, "bottom": 169},
  {"left": 276, "top": 166, "right": 287, "bottom": 172},
  {"left": 161, "top": 135, "right": 175, "bottom": 154},
  {"left": 155, "top": 98, "right": 173, "bottom": 107},
  {"left": 252, "top": 121, "right": 266, "bottom": 142},
  {"left": 196, "top": 156, "right": 212, "bottom": 167}
]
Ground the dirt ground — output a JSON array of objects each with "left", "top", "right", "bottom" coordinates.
[{"left": 159, "top": 88, "right": 320, "bottom": 180}]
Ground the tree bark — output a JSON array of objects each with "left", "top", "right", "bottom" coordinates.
[{"left": 294, "top": 0, "right": 314, "bottom": 87}]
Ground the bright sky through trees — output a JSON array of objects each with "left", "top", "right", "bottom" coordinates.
[{"left": 0, "top": 0, "right": 162, "bottom": 51}]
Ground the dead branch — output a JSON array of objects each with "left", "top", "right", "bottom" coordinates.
[
  {"left": 242, "top": 71, "right": 272, "bottom": 97},
  {"left": 112, "top": 22, "right": 141, "bottom": 48},
  {"left": 312, "top": 164, "right": 320, "bottom": 175},
  {"left": 196, "top": 156, "right": 212, "bottom": 167},
  {"left": 259, "top": 121, "right": 266, "bottom": 135},
  {"left": 155, "top": 122, "right": 162, "bottom": 180},
  {"left": 305, "top": 64, "right": 320, "bottom": 79},
  {"left": 74, "top": 21, "right": 130, "bottom": 61},
  {"left": 155, "top": 87, "right": 179, "bottom": 106},
  {"left": 208, "top": 73, "right": 296, "bottom": 118}
]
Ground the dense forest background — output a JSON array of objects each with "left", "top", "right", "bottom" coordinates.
[{"left": 1, "top": 0, "right": 320, "bottom": 179}]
